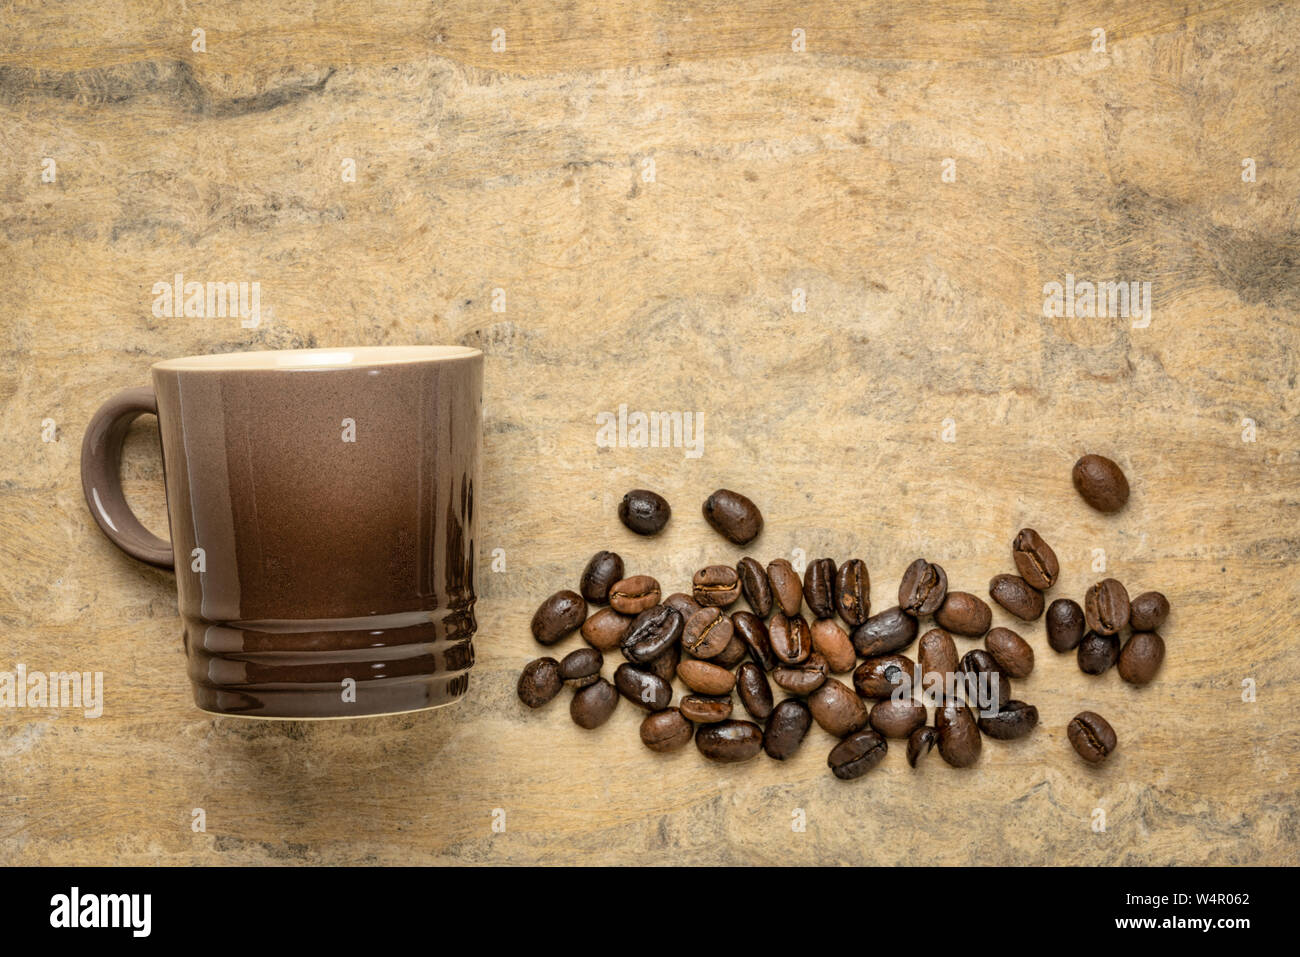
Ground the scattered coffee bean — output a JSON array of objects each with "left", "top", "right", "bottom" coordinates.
[
  {"left": 609, "top": 575, "right": 662, "bottom": 615},
  {"left": 620, "top": 604, "right": 683, "bottom": 664},
  {"left": 918, "top": 628, "right": 959, "bottom": 698},
  {"left": 1072, "top": 454, "right": 1129, "bottom": 513},
  {"left": 732, "top": 611, "right": 776, "bottom": 671},
  {"left": 517, "top": 657, "right": 563, "bottom": 708},
  {"left": 985, "top": 627, "right": 1034, "bottom": 678},
  {"left": 1012, "top": 528, "right": 1058, "bottom": 590},
  {"left": 1129, "top": 591, "right": 1170, "bottom": 631},
  {"left": 828, "top": 729, "right": 888, "bottom": 780},
  {"left": 614, "top": 662, "right": 672, "bottom": 710},
  {"left": 581, "top": 607, "right": 632, "bottom": 651},
  {"left": 834, "top": 558, "right": 871, "bottom": 627},
  {"left": 679, "top": 693, "right": 734, "bottom": 724},
  {"left": 663, "top": 592, "right": 703, "bottom": 620},
  {"left": 851, "top": 605, "right": 918, "bottom": 657},
  {"left": 736, "top": 557, "right": 773, "bottom": 616},
  {"left": 1067, "top": 710, "right": 1117, "bottom": 763},
  {"left": 691, "top": 564, "right": 742, "bottom": 608},
  {"left": 977, "top": 700, "right": 1038, "bottom": 740},
  {"left": 531, "top": 590, "right": 587, "bottom": 645},
  {"left": 1118, "top": 631, "right": 1165, "bottom": 685},
  {"left": 766, "top": 559, "right": 803, "bottom": 616},
  {"left": 803, "top": 558, "right": 837, "bottom": 618},
  {"left": 701, "top": 489, "right": 764, "bottom": 545},
  {"left": 936, "top": 700, "right": 982, "bottom": 768},
  {"left": 713, "top": 635, "right": 748, "bottom": 669},
  {"left": 869, "top": 697, "right": 927, "bottom": 739},
  {"left": 1046, "top": 598, "right": 1086, "bottom": 652},
  {"left": 696, "top": 719, "right": 764, "bottom": 762},
  {"left": 772, "top": 653, "right": 829, "bottom": 694},
  {"left": 853, "top": 653, "right": 915, "bottom": 699},
  {"left": 960, "top": 648, "right": 1010, "bottom": 709},
  {"left": 763, "top": 699, "right": 813, "bottom": 760},
  {"left": 1077, "top": 630, "right": 1120, "bottom": 675},
  {"left": 906, "top": 725, "right": 938, "bottom": 767},
  {"left": 768, "top": 610, "right": 812, "bottom": 665},
  {"left": 1084, "top": 578, "right": 1130, "bottom": 635},
  {"left": 682, "top": 606, "right": 734, "bottom": 659},
  {"left": 989, "top": 574, "right": 1045, "bottom": 621},
  {"left": 677, "top": 659, "right": 737, "bottom": 695},
  {"left": 810, "top": 618, "right": 857, "bottom": 673},
  {"left": 808, "top": 678, "right": 870, "bottom": 736},
  {"left": 618, "top": 489, "right": 672, "bottom": 535},
  {"left": 579, "top": 550, "right": 625, "bottom": 604},
  {"left": 570, "top": 678, "right": 619, "bottom": 729},
  {"left": 645, "top": 643, "right": 680, "bottom": 683},
  {"left": 899, "top": 558, "right": 948, "bottom": 616},
  {"left": 640, "top": 708, "right": 694, "bottom": 752},
  {"left": 559, "top": 647, "right": 603, "bottom": 682},
  {"left": 934, "top": 591, "right": 992, "bottom": 637},
  {"left": 735, "top": 662, "right": 774, "bottom": 720}
]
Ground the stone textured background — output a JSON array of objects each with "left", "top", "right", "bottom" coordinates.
[{"left": 1, "top": 1, "right": 1297, "bottom": 864}]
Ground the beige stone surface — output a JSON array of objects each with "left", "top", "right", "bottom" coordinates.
[{"left": 1, "top": 1, "right": 1297, "bottom": 865}]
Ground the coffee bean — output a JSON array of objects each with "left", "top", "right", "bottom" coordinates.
[
  {"left": 559, "top": 647, "right": 603, "bottom": 682},
  {"left": 763, "top": 699, "right": 813, "bottom": 760},
  {"left": 772, "top": 653, "right": 829, "bottom": 695},
  {"left": 918, "top": 628, "right": 959, "bottom": 699},
  {"left": 808, "top": 678, "right": 870, "bottom": 736},
  {"left": 682, "top": 606, "right": 734, "bottom": 659},
  {"left": 803, "top": 558, "right": 837, "bottom": 619},
  {"left": 570, "top": 678, "right": 619, "bottom": 729},
  {"left": 579, "top": 550, "right": 625, "bottom": 604},
  {"left": 680, "top": 694, "right": 734, "bottom": 724},
  {"left": 899, "top": 558, "right": 948, "bottom": 616},
  {"left": 768, "top": 610, "right": 812, "bottom": 665},
  {"left": 985, "top": 627, "right": 1034, "bottom": 678},
  {"left": 828, "top": 730, "right": 888, "bottom": 780},
  {"left": 640, "top": 708, "right": 694, "bottom": 752},
  {"left": 989, "top": 574, "right": 1044, "bottom": 621},
  {"left": 810, "top": 618, "right": 857, "bottom": 673},
  {"left": 581, "top": 607, "right": 632, "bottom": 651},
  {"left": 766, "top": 559, "right": 803, "bottom": 616},
  {"left": 1084, "top": 578, "right": 1130, "bottom": 634},
  {"left": 677, "top": 659, "right": 736, "bottom": 695},
  {"left": 531, "top": 590, "right": 587, "bottom": 645},
  {"left": 1077, "top": 630, "right": 1120, "bottom": 675},
  {"left": 663, "top": 592, "right": 703, "bottom": 620},
  {"left": 701, "top": 489, "right": 764, "bottom": 545},
  {"left": 977, "top": 700, "right": 1038, "bottom": 740},
  {"left": 609, "top": 575, "right": 662, "bottom": 615},
  {"left": 1046, "top": 598, "right": 1086, "bottom": 652},
  {"left": 1118, "top": 631, "right": 1165, "bottom": 685},
  {"left": 620, "top": 604, "right": 683, "bottom": 664},
  {"left": 1129, "top": 591, "right": 1171, "bottom": 631},
  {"left": 692, "top": 564, "right": 742, "bottom": 607},
  {"left": 936, "top": 700, "right": 982, "bottom": 768},
  {"left": 1072, "top": 454, "right": 1130, "bottom": 513},
  {"left": 1067, "top": 710, "right": 1117, "bottom": 763},
  {"left": 736, "top": 557, "right": 773, "bottom": 616},
  {"left": 906, "top": 725, "right": 938, "bottom": 767},
  {"left": 1012, "top": 528, "right": 1059, "bottom": 590},
  {"left": 736, "top": 662, "right": 775, "bottom": 720},
  {"left": 869, "top": 697, "right": 927, "bottom": 739},
  {"left": 566, "top": 673, "right": 600, "bottom": 690},
  {"left": 834, "top": 559, "right": 871, "bottom": 627},
  {"left": 645, "top": 643, "right": 681, "bottom": 683},
  {"left": 934, "top": 591, "right": 992, "bottom": 637},
  {"left": 732, "top": 611, "right": 776, "bottom": 671},
  {"left": 618, "top": 488, "right": 671, "bottom": 535},
  {"left": 695, "top": 719, "right": 764, "bottom": 762},
  {"left": 517, "top": 657, "right": 563, "bottom": 708},
  {"left": 712, "top": 635, "right": 748, "bottom": 669},
  {"left": 853, "top": 653, "right": 915, "bottom": 699},
  {"left": 614, "top": 662, "right": 672, "bottom": 710},
  {"left": 851, "top": 606, "right": 918, "bottom": 657},
  {"left": 960, "top": 648, "right": 1010, "bottom": 709}
]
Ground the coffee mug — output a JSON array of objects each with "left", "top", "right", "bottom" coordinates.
[{"left": 80, "top": 346, "right": 483, "bottom": 719}]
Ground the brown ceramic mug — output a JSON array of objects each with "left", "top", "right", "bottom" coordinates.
[{"left": 80, "top": 346, "right": 483, "bottom": 719}]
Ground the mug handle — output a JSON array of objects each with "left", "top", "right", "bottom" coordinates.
[{"left": 80, "top": 386, "right": 174, "bottom": 569}]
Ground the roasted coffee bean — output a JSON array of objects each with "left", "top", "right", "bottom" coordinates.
[
  {"left": 736, "top": 557, "right": 773, "bottom": 616},
  {"left": 907, "top": 726, "right": 938, "bottom": 767},
  {"left": 645, "top": 643, "right": 681, "bottom": 683},
  {"left": 853, "top": 654, "right": 915, "bottom": 699},
  {"left": 1046, "top": 598, "right": 1086, "bottom": 652},
  {"left": 531, "top": 590, "right": 587, "bottom": 645},
  {"left": 936, "top": 700, "right": 982, "bottom": 768},
  {"left": 828, "top": 729, "right": 888, "bottom": 780},
  {"left": 899, "top": 558, "right": 948, "bottom": 616},
  {"left": 713, "top": 635, "right": 748, "bottom": 669},
  {"left": 680, "top": 693, "right": 734, "bottom": 724},
  {"left": 732, "top": 611, "right": 776, "bottom": 671},
  {"left": 1012, "top": 528, "right": 1059, "bottom": 590},
  {"left": 1077, "top": 630, "right": 1120, "bottom": 675},
  {"left": 614, "top": 662, "right": 672, "bottom": 710},
  {"left": 618, "top": 488, "right": 671, "bottom": 535},
  {"left": 989, "top": 574, "right": 1044, "bottom": 621},
  {"left": 834, "top": 559, "right": 871, "bottom": 627},
  {"left": 620, "top": 604, "right": 683, "bottom": 664},
  {"left": 735, "top": 662, "right": 775, "bottom": 720},
  {"left": 985, "top": 627, "right": 1034, "bottom": 678},
  {"left": 810, "top": 618, "right": 857, "bottom": 673},
  {"left": 677, "top": 659, "right": 736, "bottom": 695},
  {"left": 803, "top": 558, "right": 837, "bottom": 619},
  {"left": 934, "top": 591, "right": 992, "bottom": 637},
  {"left": 918, "top": 628, "right": 959, "bottom": 699},
  {"left": 696, "top": 719, "right": 764, "bottom": 762},
  {"left": 766, "top": 559, "right": 803, "bottom": 616},
  {"left": 1084, "top": 578, "right": 1130, "bottom": 634},
  {"left": 663, "top": 592, "right": 703, "bottom": 620},
  {"left": 763, "top": 699, "right": 813, "bottom": 760},
  {"left": 581, "top": 607, "right": 632, "bottom": 651},
  {"left": 772, "top": 653, "right": 829, "bottom": 695},
  {"left": 1129, "top": 591, "right": 1171, "bottom": 631},
  {"left": 701, "top": 489, "right": 764, "bottom": 545},
  {"left": 559, "top": 647, "right": 603, "bottom": 682},
  {"left": 682, "top": 606, "right": 734, "bottom": 659},
  {"left": 977, "top": 700, "right": 1038, "bottom": 740},
  {"left": 1118, "top": 631, "right": 1165, "bottom": 685},
  {"left": 640, "top": 708, "right": 694, "bottom": 752},
  {"left": 517, "top": 657, "right": 563, "bottom": 708},
  {"left": 808, "top": 678, "right": 870, "bottom": 736},
  {"left": 1072, "top": 454, "right": 1129, "bottom": 513},
  {"left": 851, "top": 606, "right": 918, "bottom": 657},
  {"left": 960, "top": 648, "right": 1010, "bottom": 709},
  {"left": 692, "top": 564, "right": 742, "bottom": 607},
  {"left": 768, "top": 610, "right": 812, "bottom": 665},
  {"left": 1068, "top": 710, "right": 1117, "bottom": 763},
  {"left": 579, "top": 550, "right": 625, "bottom": 604},
  {"left": 609, "top": 575, "right": 662, "bottom": 615},
  {"left": 869, "top": 697, "right": 927, "bottom": 739},
  {"left": 566, "top": 673, "right": 599, "bottom": 690},
  {"left": 570, "top": 678, "right": 618, "bottom": 729}
]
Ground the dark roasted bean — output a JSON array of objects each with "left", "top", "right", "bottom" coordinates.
[
  {"left": 620, "top": 604, "right": 683, "bottom": 664},
  {"left": 853, "top": 654, "right": 915, "bottom": 699},
  {"left": 828, "top": 729, "right": 888, "bottom": 780},
  {"left": 869, "top": 697, "right": 927, "bottom": 739},
  {"left": 918, "top": 628, "right": 959, "bottom": 700},
  {"left": 767, "top": 559, "right": 803, "bottom": 616},
  {"left": 640, "top": 708, "right": 694, "bottom": 752},
  {"left": 570, "top": 678, "right": 619, "bottom": 729},
  {"left": 907, "top": 726, "right": 938, "bottom": 767},
  {"left": 663, "top": 592, "right": 703, "bottom": 620},
  {"left": 1046, "top": 598, "right": 1087, "bottom": 652},
  {"left": 808, "top": 678, "right": 870, "bottom": 736},
  {"left": 978, "top": 700, "right": 1038, "bottom": 740},
  {"left": 960, "top": 648, "right": 1010, "bottom": 709},
  {"left": 768, "top": 610, "right": 812, "bottom": 665},
  {"left": 1012, "top": 528, "right": 1059, "bottom": 590},
  {"left": 934, "top": 591, "right": 992, "bottom": 637},
  {"left": 682, "top": 606, "right": 734, "bottom": 659},
  {"left": 645, "top": 643, "right": 680, "bottom": 683},
  {"left": 1068, "top": 711, "right": 1117, "bottom": 763},
  {"left": 772, "top": 653, "right": 829, "bottom": 695},
  {"left": 1072, "top": 454, "right": 1130, "bottom": 513},
  {"left": 701, "top": 489, "right": 764, "bottom": 545},
  {"left": 736, "top": 556, "right": 774, "bottom": 616},
  {"left": 614, "top": 662, "right": 672, "bottom": 710},
  {"left": 679, "top": 694, "right": 734, "bottom": 724},
  {"left": 989, "top": 574, "right": 1044, "bottom": 621},
  {"left": 531, "top": 590, "right": 587, "bottom": 645},
  {"left": 936, "top": 700, "right": 982, "bottom": 767},
  {"left": 1084, "top": 578, "right": 1130, "bottom": 634},
  {"left": 811, "top": 618, "right": 857, "bottom": 673},
  {"left": 1077, "top": 630, "right": 1120, "bottom": 675},
  {"left": 517, "top": 657, "right": 563, "bottom": 708},
  {"left": 732, "top": 611, "right": 776, "bottom": 671},
  {"left": 763, "top": 699, "right": 813, "bottom": 760},
  {"left": 1129, "top": 591, "right": 1170, "bottom": 631},
  {"left": 581, "top": 607, "right": 632, "bottom": 651},
  {"left": 712, "top": 635, "right": 748, "bottom": 669},
  {"left": 899, "top": 559, "right": 948, "bottom": 616},
  {"left": 677, "top": 659, "right": 736, "bottom": 695},
  {"left": 1118, "top": 631, "right": 1165, "bottom": 685},
  {"left": 985, "top": 627, "right": 1034, "bottom": 678},
  {"left": 618, "top": 488, "right": 671, "bottom": 535},
  {"left": 609, "top": 575, "right": 662, "bottom": 615},
  {"left": 834, "top": 559, "right": 871, "bottom": 627},
  {"left": 735, "top": 662, "right": 775, "bottom": 720},
  {"left": 851, "top": 605, "right": 918, "bottom": 657},
  {"left": 802, "top": 558, "right": 837, "bottom": 619},
  {"left": 558, "top": 647, "right": 603, "bottom": 681},
  {"left": 692, "top": 564, "right": 742, "bottom": 607},
  {"left": 696, "top": 719, "right": 764, "bottom": 762},
  {"left": 579, "top": 550, "right": 625, "bottom": 604}
]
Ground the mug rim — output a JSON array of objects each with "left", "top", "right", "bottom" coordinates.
[{"left": 152, "top": 345, "right": 481, "bottom": 372}]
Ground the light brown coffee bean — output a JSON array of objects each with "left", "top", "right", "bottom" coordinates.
[
  {"left": 1072, "top": 454, "right": 1129, "bottom": 513},
  {"left": 1118, "top": 631, "right": 1165, "bottom": 685},
  {"left": 677, "top": 659, "right": 736, "bottom": 695},
  {"left": 1068, "top": 710, "right": 1117, "bottom": 763},
  {"left": 640, "top": 708, "right": 694, "bottom": 752},
  {"left": 682, "top": 606, "right": 734, "bottom": 659},
  {"left": 768, "top": 610, "right": 812, "bottom": 665},
  {"left": 701, "top": 490, "right": 764, "bottom": 546},
  {"left": 934, "top": 591, "right": 992, "bottom": 637},
  {"left": 869, "top": 697, "right": 928, "bottom": 739},
  {"left": 985, "top": 627, "right": 1034, "bottom": 678},
  {"left": 1084, "top": 578, "right": 1130, "bottom": 635},
  {"left": 772, "top": 653, "right": 829, "bottom": 695},
  {"left": 679, "top": 694, "right": 734, "bottom": 724},
  {"left": 692, "top": 564, "right": 742, "bottom": 607},
  {"left": 989, "top": 574, "right": 1045, "bottom": 621},
  {"left": 1012, "top": 528, "right": 1059, "bottom": 590},
  {"left": 608, "top": 575, "right": 662, "bottom": 615},
  {"left": 735, "top": 662, "right": 774, "bottom": 720},
  {"left": 918, "top": 628, "right": 959, "bottom": 699},
  {"left": 936, "top": 699, "right": 982, "bottom": 768},
  {"left": 581, "top": 607, "right": 632, "bottom": 651},
  {"left": 766, "top": 559, "right": 803, "bottom": 616},
  {"left": 810, "top": 618, "right": 857, "bottom": 673},
  {"left": 852, "top": 654, "right": 916, "bottom": 699},
  {"left": 808, "top": 678, "right": 870, "bottom": 736}
]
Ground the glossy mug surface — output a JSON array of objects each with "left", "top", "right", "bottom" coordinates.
[{"left": 81, "top": 346, "right": 483, "bottom": 719}]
